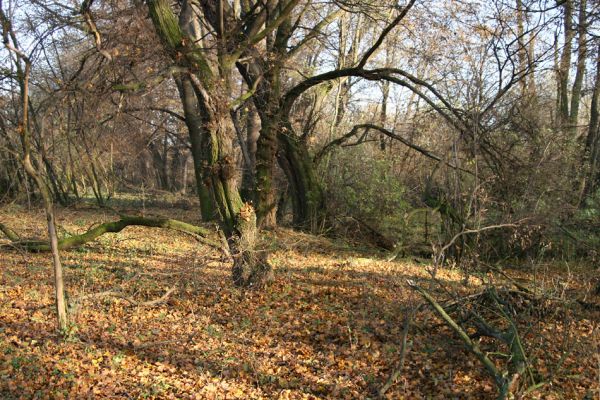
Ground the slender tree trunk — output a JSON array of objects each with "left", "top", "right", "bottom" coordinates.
[
  {"left": 517, "top": 0, "right": 528, "bottom": 96},
  {"left": 0, "top": 5, "right": 69, "bottom": 329},
  {"left": 46, "top": 207, "right": 68, "bottom": 331},
  {"left": 380, "top": 80, "right": 390, "bottom": 151},
  {"left": 241, "top": 104, "right": 260, "bottom": 202},
  {"left": 558, "top": 0, "right": 574, "bottom": 127},
  {"left": 182, "top": 153, "right": 189, "bottom": 194},
  {"left": 558, "top": 0, "right": 575, "bottom": 126},
  {"left": 581, "top": 45, "right": 600, "bottom": 202},
  {"left": 161, "top": 130, "right": 170, "bottom": 190},
  {"left": 19, "top": 62, "right": 68, "bottom": 332},
  {"left": 568, "top": 0, "right": 587, "bottom": 135},
  {"left": 176, "top": 76, "right": 215, "bottom": 220}
]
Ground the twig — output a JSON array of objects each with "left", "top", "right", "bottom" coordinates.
[
  {"left": 407, "top": 280, "right": 503, "bottom": 383},
  {"left": 69, "top": 286, "right": 177, "bottom": 312},
  {"left": 433, "top": 222, "right": 521, "bottom": 268},
  {"left": 378, "top": 306, "right": 418, "bottom": 397}
]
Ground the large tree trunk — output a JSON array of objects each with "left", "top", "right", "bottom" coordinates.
[
  {"left": 255, "top": 116, "right": 279, "bottom": 228},
  {"left": 240, "top": 104, "right": 260, "bottom": 202},
  {"left": 277, "top": 126, "right": 324, "bottom": 229},
  {"left": 253, "top": 64, "right": 281, "bottom": 228},
  {"left": 148, "top": 0, "right": 271, "bottom": 287},
  {"left": 199, "top": 97, "right": 272, "bottom": 287}
]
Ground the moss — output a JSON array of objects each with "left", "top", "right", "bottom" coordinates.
[
  {"left": 147, "top": 0, "right": 184, "bottom": 51},
  {"left": 3, "top": 216, "right": 219, "bottom": 252},
  {"left": 147, "top": 0, "right": 213, "bottom": 87}
]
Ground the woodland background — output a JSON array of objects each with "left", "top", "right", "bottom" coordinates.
[{"left": 0, "top": 0, "right": 599, "bottom": 399}]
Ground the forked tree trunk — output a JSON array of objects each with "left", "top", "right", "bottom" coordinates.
[
  {"left": 148, "top": 0, "right": 271, "bottom": 287},
  {"left": 198, "top": 98, "right": 272, "bottom": 287}
]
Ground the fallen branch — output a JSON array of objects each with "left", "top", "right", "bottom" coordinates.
[
  {"left": 0, "top": 222, "right": 20, "bottom": 241},
  {"left": 0, "top": 215, "right": 222, "bottom": 251},
  {"left": 378, "top": 306, "right": 418, "bottom": 397},
  {"left": 407, "top": 280, "right": 503, "bottom": 384},
  {"left": 407, "top": 280, "right": 530, "bottom": 400},
  {"left": 69, "top": 286, "right": 177, "bottom": 313},
  {"left": 352, "top": 217, "right": 397, "bottom": 251}
]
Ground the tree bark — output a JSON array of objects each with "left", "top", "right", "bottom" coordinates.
[
  {"left": 240, "top": 104, "right": 260, "bottom": 202},
  {"left": 568, "top": 0, "right": 587, "bottom": 134},
  {"left": 581, "top": 44, "right": 600, "bottom": 202},
  {"left": 148, "top": 0, "right": 272, "bottom": 287},
  {"left": 558, "top": 0, "right": 574, "bottom": 127},
  {"left": 176, "top": 76, "right": 215, "bottom": 221},
  {"left": 277, "top": 127, "right": 324, "bottom": 228},
  {"left": 1, "top": 215, "right": 220, "bottom": 251}
]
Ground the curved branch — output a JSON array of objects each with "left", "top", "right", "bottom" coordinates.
[
  {"left": 1, "top": 216, "right": 221, "bottom": 252},
  {"left": 316, "top": 124, "right": 473, "bottom": 175},
  {"left": 282, "top": 67, "right": 467, "bottom": 136},
  {"left": 317, "top": 123, "right": 441, "bottom": 162}
]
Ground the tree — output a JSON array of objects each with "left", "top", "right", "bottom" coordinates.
[
  {"left": 144, "top": 0, "right": 308, "bottom": 286},
  {"left": 0, "top": 4, "right": 68, "bottom": 331}
]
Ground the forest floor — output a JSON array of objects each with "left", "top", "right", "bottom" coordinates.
[{"left": 0, "top": 202, "right": 599, "bottom": 399}]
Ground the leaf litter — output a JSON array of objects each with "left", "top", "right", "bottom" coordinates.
[{"left": 0, "top": 206, "right": 598, "bottom": 399}]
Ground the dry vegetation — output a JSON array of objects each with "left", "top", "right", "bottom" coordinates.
[{"left": 1, "top": 204, "right": 598, "bottom": 399}]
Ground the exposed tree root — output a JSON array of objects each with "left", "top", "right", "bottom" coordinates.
[{"left": 0, "top": 215, "right": 222, "bottom": 251}]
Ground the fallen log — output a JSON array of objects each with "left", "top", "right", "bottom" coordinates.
[
  {"left": 0, "top": 215, "right": 222, "bottom": 251},
  {"left": 0, "top": 222, "right": 20, "bottom": 241}
]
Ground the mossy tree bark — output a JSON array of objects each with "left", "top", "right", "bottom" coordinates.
[
  {"left": 277, "top": 127, "right": 324, "bottom": 228},
  {"left": 234, "top": 9, "right": 326, "bottom": 229},
  {"left": 1, "top": 215, "right": 220, "bottom": 252},
  {"left": 146, "top": 0, "right": 273, "bottom": 287}
]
